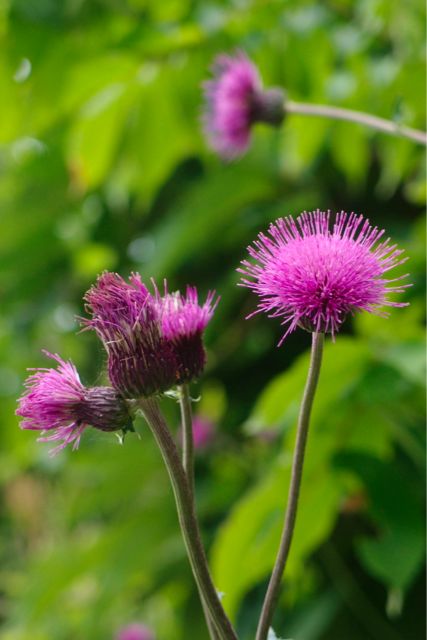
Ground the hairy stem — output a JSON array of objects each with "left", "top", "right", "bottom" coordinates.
[
  {"left": 255, "top": 332, "right": 325, "bottom": 640},
  {"left": 139, "top": 397, "right": 237, "bottom": 640},
  {"left": 178, "top": 384, "right": 219, "bottom": 640},
  {"left": 286, "top": 100, "right": 427, "bottom": 145}
]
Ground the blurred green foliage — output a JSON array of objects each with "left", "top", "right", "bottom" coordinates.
[{"left": 0, "top": 0, "right": 425, "bottom": 638}]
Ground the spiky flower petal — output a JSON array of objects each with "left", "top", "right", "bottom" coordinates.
[
  {"left": 16, "top": 352, "right": 130, "bottom": 454},
  {"left": 239, "top": 210, "right": 409, "bottom": 342},
  {"left": 155, "top": 285, "right": 218, "bottom": 384}
]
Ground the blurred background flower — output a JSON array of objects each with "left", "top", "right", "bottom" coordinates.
[
  {"left": 192, "top": 415, "right": 216, "bottom": 451},
  {"left": 116, "top": 622, "right": 155, "bottom": 640},
  {"left": 178, "top": 414, "right": 216, "bottom": 451},
  {"left": 1, "top": 0, "right": 425, "bottom": 639},
  {"left": 203, "top": 52, "right": 262, "bottom": 158},
  {"left": 203, "top": 52, "right": 284, "bottom": 158}
]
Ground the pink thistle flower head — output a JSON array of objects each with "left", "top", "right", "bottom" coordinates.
[
  {"left": 116, "top": 624, "right": 155, "bottom": 640},
  {"left": 16, "top": 352, "right": 130, "bottom": 455},
  {"left": 83, "top": 273, "right": 218, "bottom": 396},
  {"left": 83, "top": 272, "right": 178, "bottom": 398},
  {"left": 239, "top": 210, "right": 410, "bottom": 342},
  {"left": 203, "top": 52, "right": 285, "bottom": 159},
  {"left": 155, "top": 284, "right": 218, "bottom": 384}
]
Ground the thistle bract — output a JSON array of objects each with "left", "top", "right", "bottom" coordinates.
[{"left": 240, "top": 210, "right": 409, "bottom": 342}]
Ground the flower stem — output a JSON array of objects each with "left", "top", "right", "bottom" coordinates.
[
  {"left": 179, "top": 384, "right": 195, "bottom": 497},
  {"left": 138, "top": 397, "right": 237, "bottom": 640},
  {"left": 286, "top": 100, "right": 427, "bottom": 145},
  {"left": 178, "top": 384, "right": 220, "bottom": 640},
  {"left": 255, "top": 332, "right": 325, "bottom": 640}
]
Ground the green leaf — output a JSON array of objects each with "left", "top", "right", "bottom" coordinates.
[
  {"left": 72, "top": 243, "right": 118, "bottom": 279},
  {"left": 379, "top": 340, "right": 426, "bottom": 386},
  {"left": 246, "top": 337, "right": 370, "bottom": 434},
  {"left": 211, "top": 454, "right": 342, "bottom": 620},
  {"left": 123, "top": 66, "right": 195, "bottom": 205},
  {"left": 67, "top": 82, "right": 136, "bottom": 190},
  {"left": 334, "top": 452, "right": 425, "bottom": 591},
  {"left": 148, "top": 161, "right": 277, "bottom": 276}
]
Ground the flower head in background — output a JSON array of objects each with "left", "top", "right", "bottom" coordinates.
[
  {"left": 192, "top": 415, "right": 215, "bottom": 449},
  {"left": 239, "top": 210, "right": 409, "bottom": 342},
  {"left": 16, "top": 352, "right": 130, "bottom": 455},
  {"left": 116, "top": 623, "right": 155, "bottom": 640},
  {"left": 178, "top": 414, "right": 215, "bottom": 451},
  {"left": 155, "top": 284, "right": 218, "bottom": 384},
  {"left": 203, "top": 52, "right": 285, "bottom": 158},
  {"left": 83, "top": 273, "right": 217, "bottom": 397}
]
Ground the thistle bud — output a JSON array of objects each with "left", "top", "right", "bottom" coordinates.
[
  {"left": 155, "top": 286, "right": 218, "bottom": 385},
  {"left": 83, "top": 272, "right": 178, "bottom": 398},
  {"left": 16, "top": 352, "right": 130, "bottom": 454},
  {"left": 83, "top": 273, "right": 218, "bottom": 397}
]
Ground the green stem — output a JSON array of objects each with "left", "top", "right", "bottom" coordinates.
[
  {"left": 255, "top": 332, "right": 325, "bottom": 640},
  {"left": 138, "top": 397, "right": 237, "bottom": 640},
  {"left": 179, "top": 384, "right": 195, "bottom": 497},
  {"left": 178, "top": 384, "right": 219, "bottom": 640},
  {"left": 286, "top": 100, "right": 427, "bottom": 145}
]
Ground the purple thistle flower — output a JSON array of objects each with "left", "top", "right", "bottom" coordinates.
[
  {"left": 203, "top": 52, "right": 285, "bottom": 158},
  {"left": 83, "top": 273, "right": 217, "bottom": 397},
  {"left": 83, "top": 272, "right": 178, "bottom": 398},
  {"left": 239, "top": 210, "right": 409, "bottom": 342},
  {"left": 116, "top": 624, "right": 155, "bottom": 640},
  {"left": 154, "top": 284, "right": 218, "bottom": 385},
  {"left": 16, "top": 352, "right": 130, "bottom": 455}
]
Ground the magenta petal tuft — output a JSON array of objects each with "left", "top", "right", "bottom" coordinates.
[
  {"left": 154, "top": 285, "right": 219, "bottom": 384},
  {"left": 203, "top": 52, "right": 262, "bottom": 158},
  {"left": 239, "top": 210, "right": 410, "bottom": 342},
  {"left": 16, "top": 352, "right": 129, "bottom": 454}
]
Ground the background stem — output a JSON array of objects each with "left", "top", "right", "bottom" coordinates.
[
  {"left": 286, "top": 101, "right": 427, "bottom": 145},
  {"left": 178, "top": 384, "right": 219, "bottom": 640},
  {"left": 179, "top": 384, "right": 195, "bottom": 497},
  {"left": 255, "top": 332, "right": 325, "bottom": 640},
  {"left": 139, "top": 397, "right": 237, "bottom": 640}
]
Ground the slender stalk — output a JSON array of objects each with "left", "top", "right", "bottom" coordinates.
[
  {"left": 178, "top": 384, "right": 219, "bottom": 640},
  {"left": 179, "top": 384, "right": 195, "bottom": 497},
  {"left": 286, "top": 100, "right": 427, "bottom": 145},
  {"left": 255, "top": 332, "right": 325, "bottom": 640},
  {"left": 139, "top": 397, "right": 237, "bottom": 640},
  {"left": 202, "top": 599, "right": 221, "bottom": 640}
]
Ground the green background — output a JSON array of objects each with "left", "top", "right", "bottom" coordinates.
[{"left": 0, "top": 0, "right": 425, "bottom": 638}]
